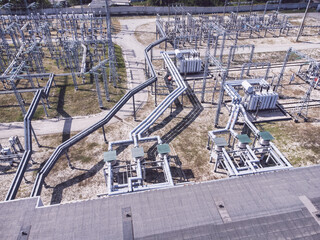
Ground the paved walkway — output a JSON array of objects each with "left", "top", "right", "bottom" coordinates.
[
  {"left": 235, "top": 42, "right": 320, "bottom": 55},
  {"left": 0, "top": 18, "right": 152, "bottom": 140},
  {"left": 289, "top": 12, "right": 320, "bottom": 20}
]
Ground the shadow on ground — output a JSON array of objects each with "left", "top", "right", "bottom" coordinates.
[{"left": 48, "top": 159, "right": 105, "bottom": 205}]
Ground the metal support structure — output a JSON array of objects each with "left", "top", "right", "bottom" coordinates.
[
  {"left": 201, "top": 30, "right": 211, "bottom": 103},
  {"left": 209, "top": 79, "right": 292, "bottom": 177},
  {"left": 296, "top": 0, "right": 311, "bottom": 42},
  {"left": 132, "top": 94, "right": 136, "bottom": 121},
  {"left": 102, "top": 125, "right": 108, "bottom": 144}
]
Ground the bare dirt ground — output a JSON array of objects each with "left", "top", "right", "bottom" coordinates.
[{"left": 1, "top": 13, "right": 320, "bottom": 205}]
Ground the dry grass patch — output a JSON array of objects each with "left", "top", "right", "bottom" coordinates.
[{"left": 257, "top": 121, "right": 320, "bottom": 166}]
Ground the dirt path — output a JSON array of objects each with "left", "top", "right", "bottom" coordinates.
[{"left": 0, "top": 18, "right": 152, "bottom": 140}]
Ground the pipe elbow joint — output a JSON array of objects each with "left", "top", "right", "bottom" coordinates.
[{"left": 108, "top": 142, "right": 113, "bottom": 151}]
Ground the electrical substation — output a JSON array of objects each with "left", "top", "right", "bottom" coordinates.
[
  {"left": 1, "top": 1, "right": 320, "bottom": 199},
  {"left": 1, "top": 2, "right": 320, "bottom": 238}
]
